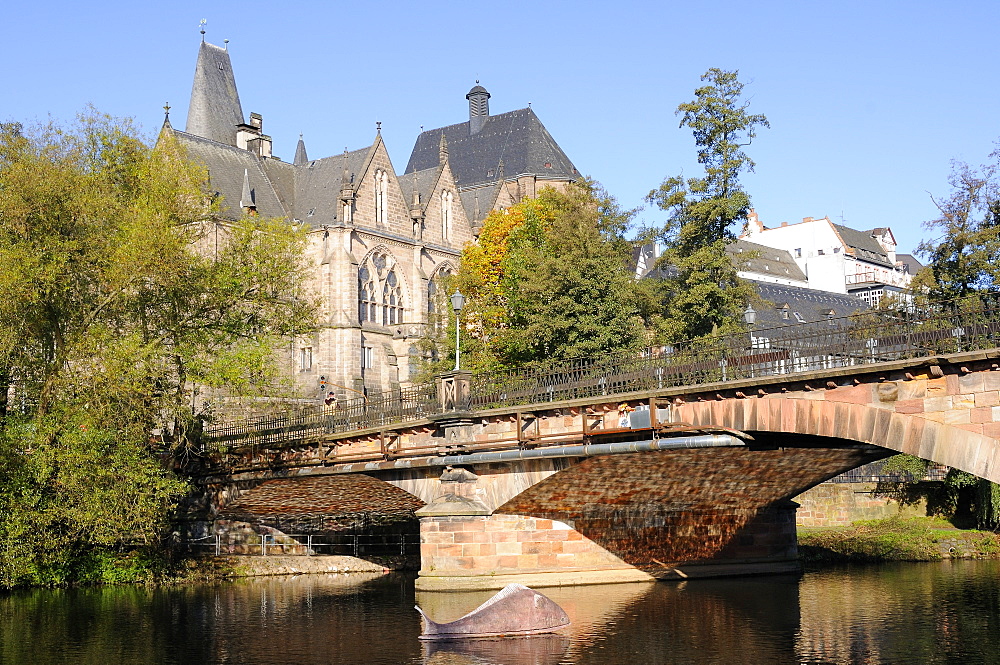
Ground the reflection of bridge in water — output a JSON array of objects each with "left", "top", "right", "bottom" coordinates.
[{"left": 184, "top": 296, "right": 1000, "bottom": 589}]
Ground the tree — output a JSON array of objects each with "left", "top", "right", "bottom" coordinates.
[
  {"left": 647, "top": 68, "right": 768, "bottom": 342},
  {"left": 912, "top": 158, "right": 1000, "bottom": 300},
  {"left": 908, "top": 154, "right": 1000, "bottom": 531},
  {"left": 0, "top": 112, "right": 317, "bottom": 586},
  {"left": 436, "top": 182, "right": 646, "bottom": 372}
]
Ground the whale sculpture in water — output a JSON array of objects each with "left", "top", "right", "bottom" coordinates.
[{"left": 415, "top": 583, "right": 571, "bottom": 640}]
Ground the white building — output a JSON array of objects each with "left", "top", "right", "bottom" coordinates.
[{"left": 741, "top": 212, "right": 917, "bottom": 307}]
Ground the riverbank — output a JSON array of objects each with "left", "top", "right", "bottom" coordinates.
[{"left": 798, "top": 516, "right": 1000, "bottom": 563}]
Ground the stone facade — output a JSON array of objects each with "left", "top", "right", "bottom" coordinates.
[{"left": 163, "top": 41, "right": 577, "bottom": 402}]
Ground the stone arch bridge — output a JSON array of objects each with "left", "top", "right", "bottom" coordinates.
[{"left": 185, "top": 302, "right": 1000, "bottom": 589}]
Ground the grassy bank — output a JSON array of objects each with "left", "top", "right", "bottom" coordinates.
[{"left": 799, "top": 516, "right": 1000, "bottom": 563}]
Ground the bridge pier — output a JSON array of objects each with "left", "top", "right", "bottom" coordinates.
[{"left": 410, "top": 446, "right": 873, "bottom": 591}]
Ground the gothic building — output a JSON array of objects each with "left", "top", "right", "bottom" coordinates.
[{"left": 160, "top": 39, "right": 578, "bottom": 401}]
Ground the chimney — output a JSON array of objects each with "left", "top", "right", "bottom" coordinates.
[
  {"left": 466, "top": 83, "right": 491, "bottom": 135},
  {"left": 236, "top": 112, "right": 263, "bottom": 152}
]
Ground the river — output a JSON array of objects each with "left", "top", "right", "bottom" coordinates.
[{"left": 1, "top": 561, "right": 998, "bottom": 664}]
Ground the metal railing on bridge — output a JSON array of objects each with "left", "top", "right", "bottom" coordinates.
[
  {"left": 181, "top": 533, "right": 418, "bottom": 557},
  {"left": 202, "top": 293, "right": 1000, "bottom": 451},
  {"left": 204, "top": 381, "right": 438, "bottom": 450}
]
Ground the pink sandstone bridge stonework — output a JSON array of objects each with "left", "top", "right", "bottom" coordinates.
[{"left": 185, "top": 347, "right": 1000, "bottom": 590}]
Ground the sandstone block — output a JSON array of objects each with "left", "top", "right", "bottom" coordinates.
[
  {"left": 959, "top": 373, "right": 986, "bottom": 394},
  {"left": 976, "top": 391, "right": 1000, "bottom": 407},
  {"left": 923, "top": 396, "right": 953, "bottom": 412}
]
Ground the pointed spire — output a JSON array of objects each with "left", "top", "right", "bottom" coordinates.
[
  {"left": 438, "top": 132, "right": 449, "bottom": 165},
  {"left": 341, "top": 148, "right": 351, "bottom": 185},
  {"left": 161, "top": 102, "right": 172, "bottom": 130},
  {"left": 240, "top": 169, "right": 255, "bottom": 210},
  {"left": 185, "top": 40, "right": 245, "bottom": 146},
  {"left": 294, "top": 133, "right": 308, "bottom": 166}
]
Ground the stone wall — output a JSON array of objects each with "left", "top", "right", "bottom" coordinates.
[{"left": 795, "top": 482, "right": 925, "bottom": 527}]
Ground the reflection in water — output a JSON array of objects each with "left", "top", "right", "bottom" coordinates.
[
  {"left": 0, "top": 562, "right": 997, "bottom": 664},
  {"left": 795, "top": 561, "right": 1000, "bottom": 665},
  {"left": 421, "top": 634, "right": 570, "bottom": 665}
]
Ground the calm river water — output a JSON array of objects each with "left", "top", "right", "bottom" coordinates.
[{"left": 1, "top": 561, "right": 998, "bottom": 664}]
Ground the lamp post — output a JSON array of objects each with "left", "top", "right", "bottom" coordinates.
[
  {"left": 743, "top": 303, "right": 757, "bottom": 378},
  {"left": 451, "top": 289, "right": 465, "bottom": 371}
]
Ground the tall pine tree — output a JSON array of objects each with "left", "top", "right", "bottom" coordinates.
[{"left": 648, "top": 68, "right": 768, "bottom": 342}]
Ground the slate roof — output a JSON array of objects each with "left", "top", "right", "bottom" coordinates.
[
  {"left": 728, "top": 239, "right": 808, "bottom": 282},
  {"left": 404, "top": 107, "right": 578, "bottom": 189},
  {"left": 396, "top": 165, "right": 441, "bottom": 211},
  {"left": 752, "top": 281, "right": 869, "bottom": 334},
  {"left": 459, "top": 187, "right": 494, "bottom": 225},
  {"left": 288, "top": 148, "right": 370, "bottom": 228},
  {"left": 632, "top": 239, "right": 808, "bottom": 283},
  {"left": 832, "top": 223, "right": 894, "bottom": 268},
  {"left": 185, "top": 42, "right": 244, "bottom": 147},
  {"left": 173, "top": 130, "right": 287, "bottom": 219},
  {"left": 895, "top": 253, "right": 924, "bottom": 275}
]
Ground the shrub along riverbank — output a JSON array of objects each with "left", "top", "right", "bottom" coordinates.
[{"left": 798, "top": 516, "right": 1000, "bottom": 563}]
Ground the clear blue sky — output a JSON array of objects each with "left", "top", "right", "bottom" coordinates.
[{"left": 5, "top": 0, "right": 998, "bottom": 254}]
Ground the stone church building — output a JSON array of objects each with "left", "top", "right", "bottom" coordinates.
[{"left": 160, "top": 39, "right": 578, "bottom": 401}]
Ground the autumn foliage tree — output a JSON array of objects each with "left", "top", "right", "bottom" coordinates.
[{"left": 436, "top": 182, "right": 646, "bottom": 372}]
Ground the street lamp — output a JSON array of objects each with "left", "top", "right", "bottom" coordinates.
[
  {"left": 743, "top": 303, "right": 757, "bottom": 327},
  {"left": 451, "top": 289, "right": 465, "bottom": 371}
]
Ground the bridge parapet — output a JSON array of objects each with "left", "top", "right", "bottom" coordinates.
[{"left": 201, "top": 294, "right": 1000, "bottom": 457}]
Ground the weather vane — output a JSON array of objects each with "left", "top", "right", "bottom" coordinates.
[
  {"left": 163, "top": 102, "right": 170, "bottom": 119},
  {"left": 199, "top": 19, "right": 207, "bottom": 40}
]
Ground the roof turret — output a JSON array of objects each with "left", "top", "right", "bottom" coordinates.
[
  {"left": 466, "top": 83, "right": 490, "bottom": 135},
  {"left": 294, "top": 133, "right": 309, "bottom": 166},
  {"left": 185, "top": 41, "right": 245, "bottom": 146}
]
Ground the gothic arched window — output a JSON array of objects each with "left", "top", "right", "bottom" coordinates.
[
  {"left": 359, "top": 265, "right": 377, "bottom": 323},
  {"left": 383, "top": 269, "right": 403, "bottom": 325},
  {"left": 359, "top": 250, "right": 405, "bottom": 327},
  {"left": 427, "top": 266, "right": 453, "bottom": 329}
]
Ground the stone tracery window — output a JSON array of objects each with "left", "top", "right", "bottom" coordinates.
[
  {"left": 427, "top": 266, "right": 453, "bottom": 329},
  {"left": 383, "top": 269, "right": 402, "bottom": 325},
  {"left": 358, "top": 265, "right": 377, "bottom": 323},
  {"left": 359, "top": 249, "right": 405, "bottom": 326}
]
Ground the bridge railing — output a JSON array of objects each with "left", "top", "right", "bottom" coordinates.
[
  {"left": 204, "top": 292, "right": 1000, "bottom": 448},
  {"left": 470, "top": 293, "right": 1000, "bottom": 408},
  {"left": 203, "top": 381, "right": 438, "bottom": 452}
]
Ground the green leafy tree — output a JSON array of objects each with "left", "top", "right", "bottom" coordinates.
[
  {"left": 0, "top": 112, "right": 316, "bottom": 587},
  {"left": 912, "top": 158, "right": 1000, "bottom": 299},
  {"left": 434, "top": 182, "right": 646, "bottom": 372},
  {"left": 909, "top": 154, "right": 1000, "bottom": 529},
  {"left": 647, "top": 68, "right": 768, "bottom": 342}
]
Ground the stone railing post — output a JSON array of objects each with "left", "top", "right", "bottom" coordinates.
[{"left": 436, "top": 370, "right": 472, "bottom": 414}]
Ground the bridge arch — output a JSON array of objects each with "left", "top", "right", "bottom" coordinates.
[{"left": 678, "top": 396, "right": 1000, "bottom": 483}]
